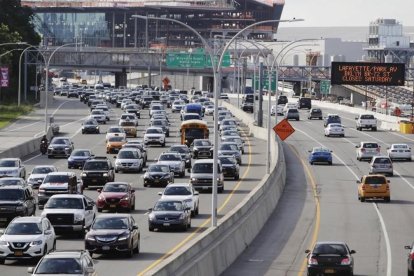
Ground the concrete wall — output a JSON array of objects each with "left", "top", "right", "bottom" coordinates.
[{"left": 147, "top": 102, "right": 286, "bottom": 276}]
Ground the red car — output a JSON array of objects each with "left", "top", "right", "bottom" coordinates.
[{"left": 96, "top": 182, "right": 136, "bottom": 212}]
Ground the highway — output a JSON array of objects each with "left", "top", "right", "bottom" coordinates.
[
  {"left": 224, "top": 101, "right": 414, "bottom": 276},
  {"left": 2, "top": 96, "right": 268, "bottom": 276}
]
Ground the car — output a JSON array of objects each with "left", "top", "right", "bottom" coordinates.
[
  {"left": 387, "top": 143, "right": 412, "bottom": 161},
  {"left": 218, "top": 142, "right": 242, "bottom": 165},
  {"left": 181, "top": 112, "right": 202, "bottom": 121},
  {"left": 81, "top": 157, "right": 115, "bottom": 189},
  {"left": 221, "top": 136, "right": 245, "bottom": 154},
  {"left": 167, "top": 144, "right": 192, "bottom": 168},
  {"left": 220, "top": 93, "right": 229, "bottom": 101},
  {"left": 95, "top": 104, "right": 111, "bottom": 121},
  {"left": 119, "top": 113, "right": 138, "bottom": 127},
  {"left": 41, "top": 194, "right": 97, "bottom": 236},
  {"left": 47, "top": 137, "right": 74, "bottom": 158},
  {"left": 114, "top": 148, "right": 144, "bottom": 173},
  {"left": 308, "top": 147, "right": 333, "bottom": 165},
  {"left": 355, "top": 114, "right": 377, "bottom": 131},
  {"left": 324, "top": 123, "right": 345, "bottom": 137},
  {"left": 221, "top": 130, "right": 240, "bottom": 138},
  {"left": 124, "top": 104, "right": 141, "bottom": 118},
  {"left": 277, "top": 95, "right": 288, "bottom": 105},
  {"left": 157, "top": 152, "right": 186, "bottom": 177},
  {"left": 67, "top": 149, "right": 94, "bottom": 169},
  {"left": 142, "top": 164, "right": 174, "bottom": 187},
  {"left": 158, "top": 183, "right": 200, "bottom": 217},
  {"left": 148, "top": 199, "right": 191, "bottom": 232},
  {"left": 283, "top": 102, "right": 298, "bottom": 113},
  {"left": 143, "top": 126, "right": 166, "bottom": 147},
  {"left": 356, "top": 141, "right": 381, "bottom": 161},
  {"left": 189, "top": 159, "right": 224, "bottom": 193},
  {"left": 151, "top": 119, "right": 170, "bottom": 137},
  {"left": 27, "top": 250, "right": 95, "bottom": 275},
  {"left": 298, "top": 97, "right": 312, "bottom": 109},
  {"left": 0, "top": 216, "right": 56, "bottom": 263},
  {"left": 120, "top": 98, "right": 133, "bottom": 110},
  {"left": 284, "top": 108, "right": 300, "bottom": 121},
  {"left": 122, "top": 140, "right": 147, "bottom": 166},
  {"left": 27, "top": 165, "right": 58, "bottom": 188},
  {"left": 172, "top": 100, "right": 185, "bottom": 113},
  {"left": 0, "top": 177, "right": 27, "bottom": 187},
  {"left": 271, "top": 104, "right": 284, "bottom": 116},
  {"left": 96, "top": 182, "right": 136, "bottom": 212},
  {"left": 0, "top": 158, "right": 26, "bottom": 178},
  {"left": 357, "top": 174, "right": 390, "bottom": 202},
  {"left": 218, "top": 155, "right": 240, "bottom": 180},
  {"left": 149, "top": 104, "right": 165, "bottom": 117},
  {"left": 307, "top": 108, "right": 323, "bottom": 120},
  {"left": 85, "top": 214, "right": 140, "bottom": 257},
  {"left": 119, "top": 120, "right": 137, "bottom": 138},
  {"left": 324, "top": 114, "right": 341, "bottom": 127},
  {"left": 305, "top": 241, "right": 355, "bottom": 276},
  {"left": 205, "top": 104, "right": 215, "bottom": 115},
  {"left": 89, "top": 109, "right": 107, "bottom": 124},
  {"left": 81, "top": 118, "right": 100, "bottom": 134},
  {"left": 219, "top": 118, "right": 238, "bottom": 132},
  {"left": 241, "top": 102, "right": 254, "bottom": 113},
  {"left": 369, "top": 156, "right": 393, "bottom": 176},
  {"left": 404, "top": 243, "right": 414, "bottom": 276},
  {"left": 105, "top": 126, "right": 126, "bottom": 141},
  {"left": 106, "top": 136, "right": 127, "bottom": 154},
  {"left": 0, "top": 185, "right": 36, "bottom": 224},
  {"left": 191, "top": 139, "right": 213, "bottom": 159}
]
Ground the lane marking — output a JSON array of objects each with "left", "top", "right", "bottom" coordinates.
[
  {"left": 137, "top": 124, "right": 253, "bottom": 276},
  {"left": 294, "top": 126, "right": 392, "bottom": 276}
]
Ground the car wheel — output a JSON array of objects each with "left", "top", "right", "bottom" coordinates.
[
  {"left": 234, "top": 174, "right": 239, "bottom": 180},
  {"left": 52, "top": 240, "right": 56, "bottom": 251},
  {"left": 373, "top": 127, "right": 377, "bottom": 131},
  {"left": 98, "top": 208, "right": 102, "bottom": 213},
  {"left": 218, "top": 186, "right": 224, "bottom": 193},
  {"left": 360, "top": 196, "right": 365, "bottom": 202},
  {"left": 143, "top": 183, "right": 148, "bottom": 187},
  {"left": 149, "top": 224, "right": 155, "bottom": 232},
  {"left": 195, "top": 205, "right": 199, "bottom": 216},
  {"left": 115, "top": 169, "right": 119, "bottom": 173},
  {"left": 126, "top": 244, "right": 134, "bottom": 258},
  {"left": 161, "top": 143, "right": 165, "bottom": 147},
  {"left": 309, "top": 161, "right": 313, "bottom": 165},
  {"left": 384, "top": 197, "right": 391, "bottom": 202},
  {"left": 0, "top": 258, "right": 5, "bottom": 264},
  {"left": 43, "top": 245, "right": 48, "bottom": 256},
  {"left": 408, "top": 269, "right": 414, "bottom": 276},
  {"left": 328, "top": 161, "right": 332, "bottom": 165},
  {"left": 48, "top": 155, "right": 52, "bottom": 159},
  {"left": 133, "top": 240, "right": 140, "bottom": 254}
]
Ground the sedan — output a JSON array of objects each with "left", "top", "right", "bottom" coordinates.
[
  {"left": 387, "top": 143, "right": 412, "bottom": 161},
  {"left": 142, "top": 164, "right": 174, "bottom": 187},
  {"left": 308, "top": 147, "right": 333, "bottom": 165},
  {"left": 47, "top": 137, "right": 74, "bottom": 158},
  {"left": 96, "top": 182, "right": 135, "bottom": 212},
  {"left": 218, "top": 155, "right": 240, "bottom": 180},
  {"left": 143, "top": 127, "right": 166, "bottom": 147},
  {"left": 168, "top": 144, "right": 192, "bottom": 168},
  {"left": 270, "top": 104, "right": 284, "bottom": 116},
  {"left": 106, "top": 136, "right": 127, "bottom": 154},
  {"left": 305, "top": 241, "right": 356, "bottom": 276},
  {"left": 158, "top": 183, "right": 200, "bottom": 217},
  {"left": 26, "top": 165, "right": 58, "bottom": 188},
  {"left": 67, "top": 149, "right": 94, "bottom": 169},
  {"left": 85, "top": 214, "right": 140, "bottom": 257},
  {"left": 0, "top": 158, "right": 26, "bottom": 178},
  {"left": 157, "top": 153, "right": 186, "bottom": 177},
  {"left": 81, "top": 118, "right": 100, "bottom": 134},
  {"left": 105, "top": 126, "right": 126, "bottom": 142},
  {"left": 218, "top": 142, "right": 242, "bottom": 165},
  {"left": 114, "top": 148, "right": 143, "bottom": 173},
  {"left": 324, "top": 123, "right": 345, "bottom": 137},
  {"left": 307, "top": 108, "right": 323, "bottom": 120},
  {"left": 148, "top": 199, "right": 191, "bottom": 232}
]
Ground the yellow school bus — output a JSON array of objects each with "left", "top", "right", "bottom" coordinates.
[{"left": 180, "top": 119, "right": 209, "bottom": 146}]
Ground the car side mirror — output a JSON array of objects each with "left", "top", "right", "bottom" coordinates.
[
  {"left": 194, "top": 191, "right": 199, "bottom": 195},
  {"left": 355, "top": 117, "right": 359, "bottom": 120},
  {"left": 97, "top": 189, "right": 101, "bottom": 193},
  {"left": 131, "top": 189, "right": 135, "bottom": 193},
  {"left": 305, "top": 249, "right": 310, "bottom": 254},
  {"left": 148, "top": 208, "right": 153, "bottom": 212},
  {"left": 355, "top": 145, "right": 359, "bottom": 148},
  {"left": 86, "top": 205, "right": 93, "bottom": 210},
  {"left": 405, "top": 245, "right": 412, "bottom": 250},
  {"left": 356, "top": 180, "right": 361, "bottom": 184},
  {"left": 27, "top": 267, "right": 34, "bottom": 274},
  {"left": 186, "top": 207, "right": 191, "bottom": 211},
  {"left": 308, "top": 150, "right": 311, "bottom": 153},
  {"left": 158, "top": 192, "right": 162, "bottom": 196},
  {"left": 187, "top": 168, "right": 191, "bottom": 173},
  {"left": 85, "top": 267, "right": 95, "bottom": 274},
  {"left": 386, "top": 147, "right": 390, "bottom": 150},
  {"left": 132, "top": 224, "right": 138, "bottom": 230},
  {"left": 387, "top": 180, "right": 390, "bottom": 183},
  {"left": 113, "top": 156, "right": 117, "bottom": 159},
  {"left": 350, "top": 250, "right": 356, "bottom": 254},
  {"left": 44, "top": 230, "right": 52, "bottom": 235},
  {"left": 142, "top": 169, "right": 146, "bottom": 173}
]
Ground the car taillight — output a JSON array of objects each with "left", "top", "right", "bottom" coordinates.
[
  {"left": 410, "top": 252, "right": 414, "bottom": 260},
  {"left": 341, "top": 257, "right": 351, "bottom": 265},
  {"left": 361, "top": 185, "right": 366, "bottom": 191},
  {"left": 361, "top": 148, "right": 366, "bottom": 152},
  {"left": 308, "top": 257, "right": 318, "bottom": 265}
]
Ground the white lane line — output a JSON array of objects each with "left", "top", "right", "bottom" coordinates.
[
  {"left": 8, "top": 121, "right": 41, "bottom": 132},
  {"left": 390, "top": 131, "right": 414, "bottom": 142},
  {"left": 294, "top": 127, "right": 392, "bottom": 276}
]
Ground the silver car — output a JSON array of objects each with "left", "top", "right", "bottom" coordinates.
[
  {"left": 356, "top": 141, "right": 381, "bottom": 161},
  {"left": 157, "top": 153, "right": 186, "bottom": 177},
  {"left": 369, "top": 156, "right": 393, "bottom": 176},
  {"left": 114, "top": 148, "right": 144, "bottom": 173}
]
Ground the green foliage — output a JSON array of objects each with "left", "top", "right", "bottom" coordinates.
[{"left": 0, "top": 104, "right": 33, "bottom": 129}]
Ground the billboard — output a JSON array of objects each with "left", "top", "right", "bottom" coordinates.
[
  {"left": 0, "top": 67, "right": 9, "bottom": 88},
  {"left": 331, "top": 62, "right": 405, "bottom": 86}
]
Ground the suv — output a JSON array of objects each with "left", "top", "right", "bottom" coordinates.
[
  {"left": 27, "top": 250, "right": 95, "bottom": 275},
  {"left": 0, "top": 185, "right": 36, "bottom": 224},
  {"left": 189, "top": 159, "right": 224, "bottom": 193},
  {"left": 285, "top": 108, "right": 300, "bottom": 121},
  {"left": 298, "top": 97, "right": 311, "bottom": 109},
  {"left": 0, "top": 158, "right": 26, "bottom": 178},
  {"left": 357, "top": 174, "right": 390, "bottom": 202},
  {"left": 356, "top": 141, "right": 381, "bottom": 161},
  {"left": 277, "top": 95, "right": 288, "bottom": 105},
  {"left": 369, "top": 156, "right": 393, "bottom": 176},
  {"left": 81, "top": 157, "right": 115, "bottom": 189},
  {"left": 41, "top": 194, "right": 97, "bottom": 236}
]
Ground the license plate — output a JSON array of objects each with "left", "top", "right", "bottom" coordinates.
[
  {"left": 102, "top": 246, "right": 110, "bottom": 251},
  {"left": 324, "top": 269, "right": 335, "bottom": 274},
  {"left": 92, "top": 179, "right": 97, "bottom": 182},
  {"left": 110, "top": 204, "right": 116, "bottom": 208},
  {"left": 14, "top": 250, "right": 23, "bottom": 256},
  {"left": 163, "top": 223, "right": 170, "bottom": 226}
]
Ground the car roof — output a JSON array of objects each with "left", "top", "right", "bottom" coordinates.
[
  {"left": 193, "top": 159, "right": 214, "bottom": 164},
  {"left": 0, "top": 158, "right": 20, "bottom": 161},
  {"left": 11, "top": 216, "right": 43, "bottom": 223},
  {"left": 46, "top": 172, "right": 75, "bottom": 176},
  {"left": 94, "top": 213, "right": 131, "bottom": 219},
  {"left": 49, "top": 194, "right": 84, "bottom": 199},
  {"left": 165, "top": 183, "right": 191, "bottom": 188},
  {"left": 43, "top": 250, "right": 86, "bottom": 259}
]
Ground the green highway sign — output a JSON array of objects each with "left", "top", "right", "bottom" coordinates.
[
  {"left": 205, "top": 53, "right": 231, "bottom": 68},
  {"left": 320, "top": 80, "right": 331, "bottom": 94},
  {"left": 253, "top": 72, "right": 277, "bottom": 90},
  {"left": 166, "top": 48, "right": 231, "bottom": 69}
]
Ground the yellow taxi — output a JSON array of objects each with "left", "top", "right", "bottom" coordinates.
[
  {"left": 120, "top": 121, "right": 137, "bottom": 138},
  {"left": 357, "top": 174, "right": 390, "bottom": 202},
  {"left": 106, "top": 136, "right": 127, "bottom": 154}
]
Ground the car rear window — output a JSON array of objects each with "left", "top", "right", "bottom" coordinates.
[
  {"left": 361, "top": 115, "right": 375, "bottom": 119},
  {"left": 363, "top": 143, "right": 379, "bottom": 148},
  {"left": 313, "top": 244, "right": 347, "bottom": 255},
  {"left": 365, "top": 176, "right": 386, "bottom": 184},
  {"left": 373, "top": 157, "right": 391, "bottom": 164}
]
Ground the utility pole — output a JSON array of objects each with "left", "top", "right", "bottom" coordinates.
[{"left": 257, "top": 62, "right": 263, "bottom": 127}]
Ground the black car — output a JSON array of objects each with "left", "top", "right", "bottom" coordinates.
[
  {"left": 277, "top": 95, "right": 288, "bottom": 105},
  {"left": 85, "top": 214, "right": 140, "bottom": 258},
  {"left": 151, "top": 119, "right": 170, "bottom": 137},
  {"left": 142, "top": 164, "right": 174, "bottom": 187},
  {"left": 298, "top": 97, "right": 312, "bottom": 109},
  {"left": 81, "top": 118, "right": 100, "bottom": 134},
  {"left": 191, "top": 139, "right": 213, "bottom": 159},
  {"left": 124, "top": 104, "right": 141, "bottom": 118},
  {"left": 148, "top": 199, "right": 191, "bottom": 232},
  {"left": 47, "top": 137, "right": 74, "bottom": 158},
  {"left": 81, "top": 157, "right": 115, "bottom": 189},
  {"left": 305, "top": 241, "right": 355, "bottom": 276},
  {"left": 141, "top": 96, "right": 153, "bottom": 109},
  {"left": 218, "top": 155, "right": 240, "bottom": 180},
  {"left": 0, "top": 186, "right": 36, "bottom": 224},
  {"left": 241, "top": 102, "right": 254, "bottom": 113},
  {"left": 308, "top": 108, "right": 323, "bottom": 120}
]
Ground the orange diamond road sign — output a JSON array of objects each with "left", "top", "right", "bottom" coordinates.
[{"left": 273, "top": 119, "right": 295, "bottom": 141}]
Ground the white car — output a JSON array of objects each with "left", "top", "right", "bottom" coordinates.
[
  {"left": 119, "top": 113, "right": 138, "bottom": 127},
  {"left": 387, "top": 143, "right": 412, "bottom": 161},
  {"left": 89, "top": 110, "right": 106, "bottom": 124},
  {"left": 27, "top": 165, "right": 58, "bottom": 188},
  {"left": 0, "top": 158, "right": 26, "bottom": 179},
  {"left": 158, "top": 183, "right": 200, "bottom": 217},
  {"left": 205, "top": 105, "right": 215, "bottom": 115},
  {"left": 157, "top": 152, "right": 186, "bottom": 177},
  {"left": 271, "top": 104, "right": 284, "bottom": 116},
  {"left": 0, "top": 216, "right": 56, "bottom": 263},
  {"left": 356, "top": 141, "right": 381, "bottom": 161},
  {"left": 324, "top": 123, "right": 345, "bottom": 137},
  {"left": 114, "top": 148, "right": 144, "bottom": 173},
  {"left": 95, "top": 105, "right": 111, "bottom": 121},
  {"left": 120, "top": 99, "right": 133, "bottom": 110},
  {"left": 143, "top": 127, "right": 166, "bottom": 147},
  {"left": 106, "top": 126, "right": 126, "bottom": 141},
  {"left": 172, "top": 100, "right": 185, "bottom": 113},
  {"left": 283, "top": 102, "right": 298, "bottom": 113}
]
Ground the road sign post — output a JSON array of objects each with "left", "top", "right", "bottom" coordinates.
[{"left": 273, "top": 119, "right": 295, "bottom": 141}]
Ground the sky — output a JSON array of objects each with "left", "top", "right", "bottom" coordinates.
[{"left": 281, "top": 0, "right": 414, "bottom": 27}]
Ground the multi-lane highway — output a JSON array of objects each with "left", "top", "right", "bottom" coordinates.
[
  {"left": 225, "top": 101, "right": 414, "bottom": 276},
  {"left": 2, "top": 96, "right": 269, "bottom": 276}
]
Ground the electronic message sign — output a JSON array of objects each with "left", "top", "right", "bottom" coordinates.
[{"left": 331, "top": 62, "right": 405, "bottom": 86}]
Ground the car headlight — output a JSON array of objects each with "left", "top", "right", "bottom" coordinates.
[
  {"left": 30, "top": 240, "right": 43, "bottom": 246},
  {"left": 191, "top": 177, "right": 197, "bottom": 181},
  {"left": 118, "top": 234, "right": 129, "bottom": 241},
  {"left": 179, "top": 213, "right": 186, "bottom": 219},
  {"left": 115, "top": 161, "right": 121, "bottom": 166},
  {"left": 120, "top": 196, "right": 129, "bottom": 201},
  {"left": 103, "top": 173, "right": 108, "bottom": 177},
  {"left": 82, "top": 126, "right": 85, "bottom": 129},
  {"left": 86, "top": 235, "right": 95, "bottom": 241},
  {"left": 74, "top": 213, "right": 84, "bottom": 222},
  {"left": 148, "top": 213, "right": 155, "bottom": 221},
  {"left": 38, "top": 188, "right": 45, "bottom": 193},
  {"left": 16, "top": 205, "right": 25, "bottom": 211},
  {"left": 48, "top": 146, "right": 53, "bottom": 150},
  {"left": 97, "top": 195, "right": 105, "bottom": 201},
  {"left": 0, "top": 241, "right": 8, "bottom": 246},
  {"left": 161, "top": 174, "right": 169, "bottom": 179},
  {"left": 96, "top": 126, "right": 99, "bottom": 129},
  {"left": 183, "top": 199, "right": 192, "bottom": 205},
  {"left": 81, "top": 173, "right": 87, "bottom": 177},
  {"left": 65, "top": 147, "right": 70, "bottom": 150}
]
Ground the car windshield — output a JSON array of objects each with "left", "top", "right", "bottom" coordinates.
[
  {"left": 159, "top": 154, "right": 181, "bottom": 161},
  {"left": 109, "top": 136, "right": 125, "bottom": 142},
  {"left": 227, "top": 138, "right": 242, "bottom": 144},
  {"left": 152, "top": 120, "right": 165, "bottom": 126},
  {"left": 313, "top": 243, "right": 347, "bottom": 255},
  {"left": 109, "top": 128, "right": 123, "bottom": 133},
  {"left": 45, "top": 198, "right": 83, "bottom": 209},
  {"left": 223, "top": 131, "right": 239, "bottom": 136},
  {"left": 84, "top": 120, "right": 96, "bottom": 125},
  {"left": 153, "top": 201, "right": 184, "bottom": 211},
  {"left": 194, "top": 140, "right": 211, "bottom": 147},
  {"left": 222, "top": 120, "right": 236, "bottom": 126},
  {"left": 0, "top": 179, "right": 22, "bottom": 186},
  {"left": 170, "top": 146, "right": 189, "bottom": 154},
  {"left": 393, "top": 144, "right": 408, "bottom": 149},
  {"left": 5, "top": 222, "right": 42, "bottom": 235},
  {"left": 118, "top": 151, "right": 138, "bottom": 159},
  {"left": 184, "top": 115, "right": 200, "bottom": 120},
  {"left": 92, "top": 217, "right": 128, "bottom": 229},
  {"left": 146, "top": 128, "right": 162, "bottom": 134},
  {"left": 51, "top": 139, "right": 68, "bottom": 145},
  {"left": 0, "top": 189, "right": 24, "bottom": 200},
  {"left": 164, "top": 186, "right": 191, "bottom": 196},
  {"left": 373, "top": 157, "right": 391, "bottom": 164},
  {"left": 103, "top": 183, "right": 128, "bottom": 193},
  {"left": 44, "top": 175, "right": 69, "bottom": 183},
  {"left": 329, "top": 124, "right": 342, "bottom": 128},
  {"left": 365, "top": 176, "right": 386, "bottom": 184},
  {"left": 220, "top": 144, "right": 238, "bottom": 151},
  {"left": 35, "top": 258, "right": 83, "bottom": 274},
  {"left": 313, "top": 147, "right": 330, "bottom": 153},
  {"left": 148, "top": 165, "right": 170, "bottom": 173},
  {"left": 84, "top": 161, "right": 109, "bottom": 170},
  {"left": 361, "top": 115, "right": 374, "bottom": 119},
  {"left": 363, "top": 143, "right": 378, "bottom": 149},
  {"left": 121, "top": 115, "right": 135, "bottom": 120},
  {"left": 192, "top": 163, "right": 214, "bottom": 173},
  {"left": 219, "top": 157, "right": 236, "bottom": 165},
  {"left": 32, "top": 167, "right": 54, "bottom": 174},
  {"left": 91, "top": 110, "right": 103, "bottom": 115},
  {"left": 0, "top": 160, "right": 18, "bottom": 167},
  {"left": 72, "top": 150, "right": 90, "bottom": 157}
]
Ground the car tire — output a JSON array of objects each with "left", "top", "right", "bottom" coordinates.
[
  {"left": 328, "top": 161, "right": 332, "bottom": 165},
  {"left": 115, "top": 169, "right": 119, "bottom": 173},
  {"left": 0, "top": 258, "right": 5, "bottom": 264},
  {"left": 133, "top": 240, "right": 140, "bottom": 254},
  {"left": 195, "top": 205, "right": 199, "bottom": 216},
  {"left": 43, "top": 245, "right": 48, "bottom": 256},
  {"left": 234, "top": 174, "right": 239, "bottom": 180},
  {"left": 309, "top": 161, "right": 313, "bottom": 165},
  {"left": 384, "top": 197, "right": 391, "bottom": 202},
  {"left": 126, "top": 243, "right": 134, "bottom": 258},
  {"left": 98, "top": 208, "right": 102, "bottom": 212},
  {"left": 360, "top": 196, "right": 365, "bottom": 202},
  {"left": 408, "top": 269, "right": 414, "bottom": 276},
  {"left": 218, "top": 187, "right": 224, "bottom": 193},
  {"left": 149, "top": 225, "right": 154, "bottom": 232},
  {"left": 373, "top": 127, "right": 377, "bottom": 131},
  {"left": 52, "top": 240, "right": 56, "bottom": 251},
  {"left": 161, "top": 143, "right": 165, "bottom": 147}
]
